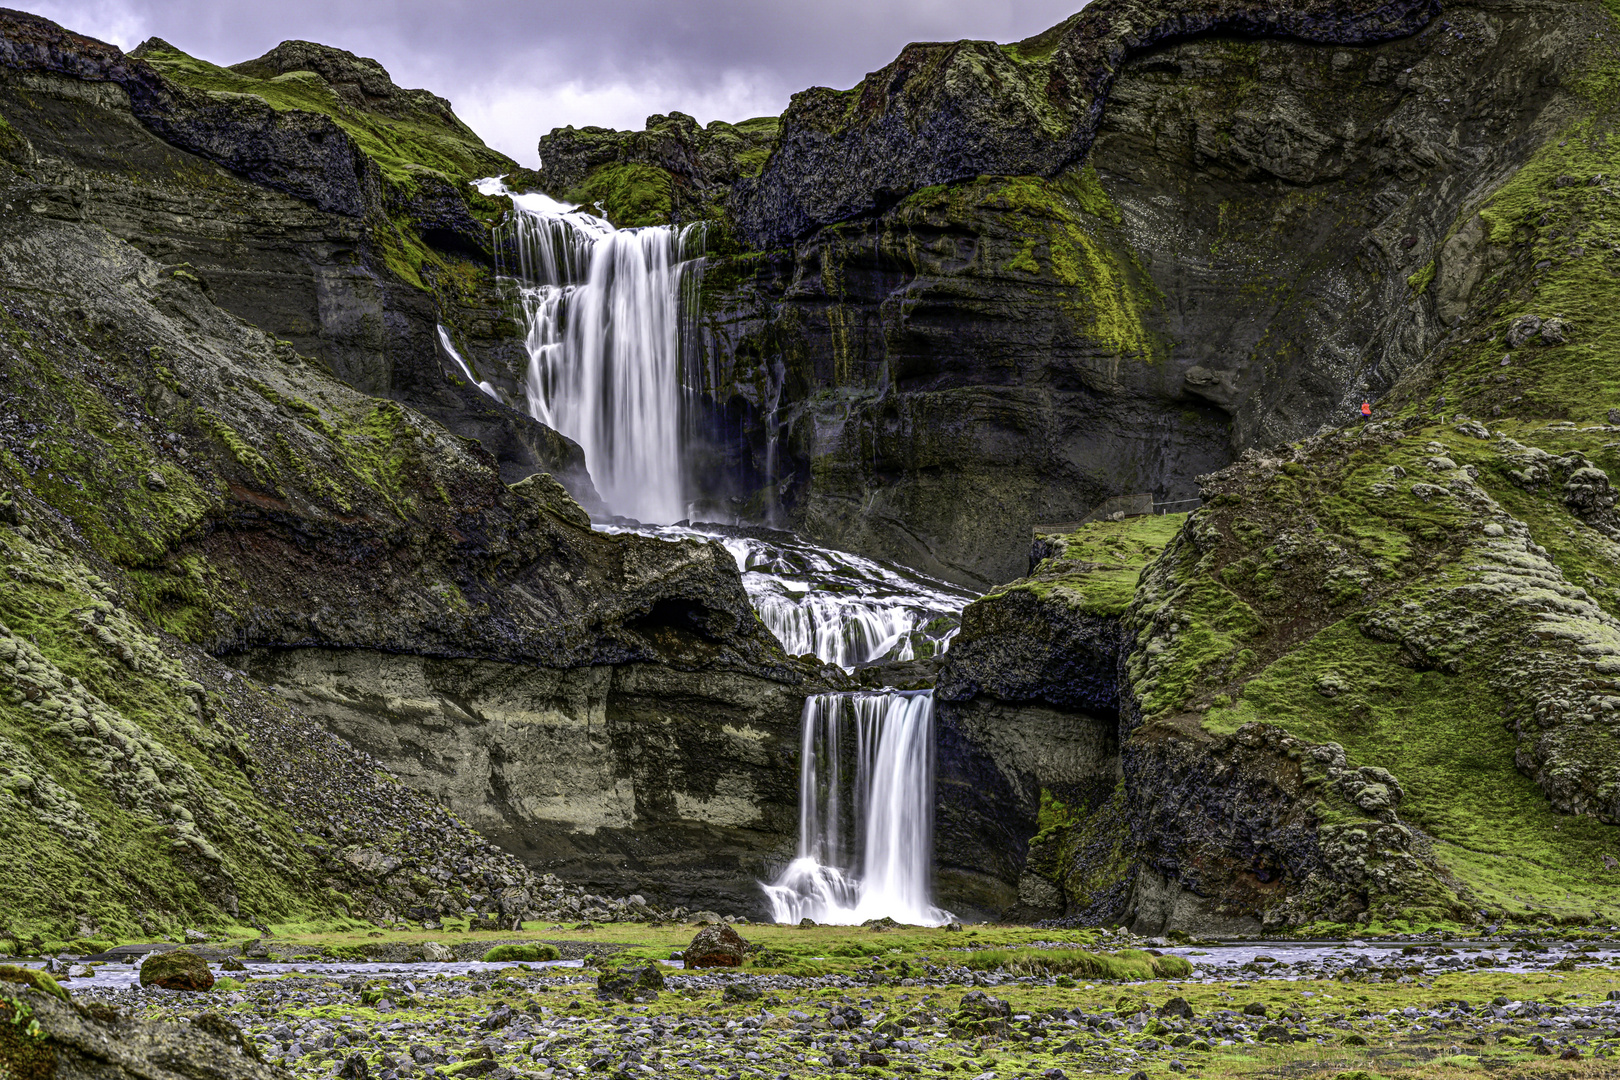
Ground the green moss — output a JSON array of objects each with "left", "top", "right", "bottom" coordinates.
[
  {"left": 481, "top": 943, "right": 561, "bottom": 963},
  {"left": 1003, "top": 513, "right": 1185, "bottom": 616},
  {"left": 0, "top": 110, "right": 27, "bottom": 168},
  {"left": 567, "top": 163, "right": 674, "bottom": 228},
  {"left": 1204, "top": 620, "right": 1616, "bottom": 921},
  {"left": 1406, "top": 260, "right": 1435, "bottom": 294},
  {"left": 896, "top": 172, "right": 1162, "bottom": 360},
  {"left": 962, "top": 948, "right": 1190, "bottom": 980},
  {"left": 1001, "top": 14, "right": 1082, "bottom": 65},
  {"left": 137, "top": 45, "right": 509, "bottom": 190},
  {"left": 0, "top": 968, "right": 67, "bottom": 1004}
]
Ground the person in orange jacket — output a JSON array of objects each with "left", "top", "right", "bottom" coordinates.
[{"left": 1360, "top": 400, "right": 1373, "bottom": 422}]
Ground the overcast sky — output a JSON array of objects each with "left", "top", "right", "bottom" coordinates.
[{"left": 17, "top": 0, "right": 1090, "bottom": 167}]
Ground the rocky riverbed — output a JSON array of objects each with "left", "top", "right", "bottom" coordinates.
[{"left": 15, "top": 925, "right": 1620, "bottom": 1080}]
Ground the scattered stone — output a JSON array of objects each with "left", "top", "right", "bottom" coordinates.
[
  {"left": 1157, "top": 996, "right": 1194, "bottom": 1019},
  {"left": 1506, "top": 314, "right": 1543, "bottom": 347},
  {"left": 596, "top": 964, "right": 665, "bottom": 1001},
  {"left": 721, "top": 981, "right": 763, "bottom": 1004}
]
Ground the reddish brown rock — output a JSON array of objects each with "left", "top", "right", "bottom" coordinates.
[{"left": 681, "top": 923, "right": 749, "bottom": 969}]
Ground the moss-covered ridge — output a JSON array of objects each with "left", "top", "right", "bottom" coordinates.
[
  {"left": 0, "top": 10, "right": 514, "bottom": 294},
  {"left": 1119, "top": 419, "right": 1620, "bottom": 930},
  {"left": 533, "top": 111, "right": 780, "bottom": 230},
  {"left": 132, "top": 36, "right": 511, "bottom": 191}
]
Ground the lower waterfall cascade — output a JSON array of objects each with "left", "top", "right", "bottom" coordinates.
[
  {"left": 482, "top": 178, "right": 971, "bottom": 924},
  {"left": 762, "top": 691, "right": 954, "bottom": 927}
]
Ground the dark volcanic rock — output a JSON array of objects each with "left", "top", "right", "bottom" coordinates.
[
  {"left": 731, "top": 0, "right": 1442, "bottom": 246},
  {"left": 2, "top": 987, "right": 280, "bottom": 1080},
  {"left": 596, "top": 964, "right": 665, "bottom": 1002},
  {"left": 659, "top": 0, "right": 1589, "bottom": 585},
  {"left": 933, "top": 517, "right": 1174, "bottom": 918},
  {"left": 938, "top": 588, "right": 1128, "bottom": 714}
]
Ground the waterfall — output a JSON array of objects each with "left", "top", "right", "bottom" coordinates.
[
  {"left": 606, "top": 522, "right": 971, "bottom": 670},
  {"left": 495, "top": 188, "right": 705, "bottom": 524},
  {"left": 437, "top": 325, "right": 500, "bottom": 401},
  {"left": 762, "top": 691, "right": 953, "bottom": 926}
]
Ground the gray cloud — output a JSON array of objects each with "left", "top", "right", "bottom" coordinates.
[{"left": 14, "top": 0, "right": 1088, "bottom": 165}]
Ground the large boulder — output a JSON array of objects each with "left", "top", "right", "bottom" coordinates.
[
  {"left": 138, "top": 949, "right": 214, "bottom": 992},
  {"left": 681, "top": 924, "right": 749, "bottom": 969},
  {"left": 1, "top": 985, "right": 278, "bottom": 1080}
]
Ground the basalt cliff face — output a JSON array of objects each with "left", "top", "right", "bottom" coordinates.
[
  {"left": 540, "top": 0, "right": 1598, "bottom": 589},
  {"left": 0, "top": 8, "right": 823, "bottom": 938}
]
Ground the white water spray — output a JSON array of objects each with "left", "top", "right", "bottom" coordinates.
[
  {"left": 762, "top": 691, "right": 952, "bottom": 926},
  {"left": 495, "top": 186, "right": 704, "bottom": 523}
]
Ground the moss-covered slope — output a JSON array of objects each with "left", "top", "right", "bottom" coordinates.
[{"left": 1119, "top": 419, "right": 1620, "bottom": 932}]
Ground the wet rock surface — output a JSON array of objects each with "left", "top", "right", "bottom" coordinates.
[{"left": 528, "top": 0, "right": 1605, "bottom": 590}]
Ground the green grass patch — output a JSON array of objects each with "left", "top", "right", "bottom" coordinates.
[{"left": 961, "top": 947, "right": 1192, "bottom": 980}]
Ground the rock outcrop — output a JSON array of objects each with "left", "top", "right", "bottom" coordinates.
[
  {"left": 0, "top": 10, "right": 587, "bottom": 500},
  {"left": 730, "top": 0, "right": 1444, "bottom": 246},
  {"left": 1, "top": 985, "right": 282, "bottom": 1080},
  {"left": 935, "top": 516, "right": 1175, "bottom": 919}
]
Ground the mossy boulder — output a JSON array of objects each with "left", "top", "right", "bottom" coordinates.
[
  {"left": 138, "top": 949, "right": 214, "bottom": 992},
  {"left": 480, "top": 943, "right": 560, "bottom": 963},
  {"left": 0, "top": 964, "right": 68, "bottom": 1002}
]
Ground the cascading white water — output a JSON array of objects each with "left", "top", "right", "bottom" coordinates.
[
  {"left": 483, "top": 184, "right": 965, "bottom": 925},
  {"left": 761, "top": 691, "right": 953, "bottom": 926},
  {"left": 493, "top": 186, "right": 704, "bottom": 524},
  {"left": 600, "top": 522, "right": 970, "bottom": 670},
  {"left": 437, "top": 325, "right": 500, "bottom": 401}
]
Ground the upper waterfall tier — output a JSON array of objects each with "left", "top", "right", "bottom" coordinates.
[{"left": 490, "top": 183, "right": 705, "bottom": 524}]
